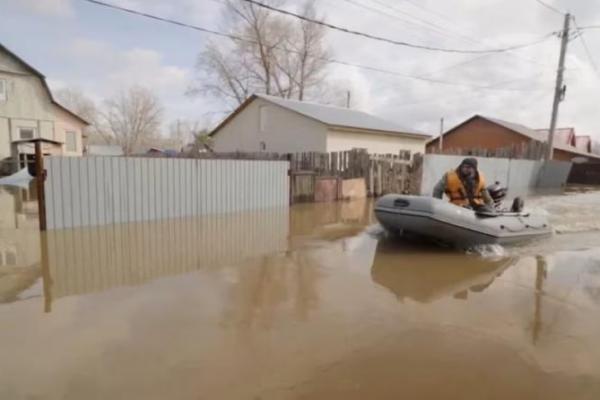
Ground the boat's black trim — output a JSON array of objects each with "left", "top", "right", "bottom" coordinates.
[{"left": 374, "top": 208, "right": 551, "bottom": 241}]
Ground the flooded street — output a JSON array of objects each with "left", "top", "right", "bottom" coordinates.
[{"left": 2, "top": 187, "right": 600, "bottom": 399}]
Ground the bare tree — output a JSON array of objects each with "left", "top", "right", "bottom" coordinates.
[
  {"left": 278, "top": 1, "right": 329, "bottom": 100},
  {"left": 189, "top": 0, "right": 330, "bottom": 107},
  {"left": 102, "top": 86, "right": 163, "bottom": 155},
  {"left": 168, "top": 119, "right": 209, "bottom": 150},
  {"left": 54, "top": 88, "right": 112, "bottom": 144}
]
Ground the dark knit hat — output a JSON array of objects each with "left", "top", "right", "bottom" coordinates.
[{"left": 460, "top": 157, "right": 478, "bottom": 169}]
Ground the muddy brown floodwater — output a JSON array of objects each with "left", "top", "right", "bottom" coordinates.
[{"left": 2, "top": 185, "right": 600, "bottom": 399}]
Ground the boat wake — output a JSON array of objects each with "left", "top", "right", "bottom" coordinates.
[{"left": 528, "top": 191, "right": 600, "bottom": 235}]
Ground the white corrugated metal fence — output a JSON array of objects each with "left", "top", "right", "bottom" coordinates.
[{"left": 44, "top": 156, "right": 289, "bottom": 229}]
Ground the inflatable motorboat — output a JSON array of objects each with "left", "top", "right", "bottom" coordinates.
[{"left": 374, "top": 194, "right": 552, "bottom": 247}]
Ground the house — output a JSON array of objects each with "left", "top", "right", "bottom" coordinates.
[
  {"left": 426, "top": 115, "right": 600, "bottom": 162},
  {"left": 210, "top": 94, "right": 430, "bottom": 156},
  {"left": 0, "top": 43, "right": 88, "bottom": 174},
  {"left": 575, "top": 135, "right": 592, "bottom": 154},
  {"left": 535, "top": 127, "right": 576, "bottom": 148}
]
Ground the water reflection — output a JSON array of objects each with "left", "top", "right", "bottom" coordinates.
[
  {"left": 370, "top": 238, "right": 513, "bottom": 303},
  {"left": 39, "top": 198, "right": 372, "bottom": 312},
  {"left": 0, "top": 185, "right": 41, "bottom": 304}
]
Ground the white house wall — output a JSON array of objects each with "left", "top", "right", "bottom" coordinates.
[
  {"left": 212, "top": 98, "right": 328, "bottom": 153},
  {"left": 0, "top": 49, "right": 86, "bottom": 167},
  {"left": 326, "top": 129, "right": 427, "bottom": 156},
  {"left": 0, "top": 118, "right": 9, "bottom": 160}
]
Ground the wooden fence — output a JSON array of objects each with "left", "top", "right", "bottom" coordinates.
[
  {"left": 287, "top": 149, "right": 419, "bottom": 203},
  {"left": 429, "top": 141, "right": 548, "bottom": 160}
]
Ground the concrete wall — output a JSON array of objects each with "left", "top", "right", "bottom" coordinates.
[
  {"left": 420, "top": 154, "right": 571, "bottom": 197},
  {"left": 212, "top": 98, "right": 328, "bottom": 153},
  {"left": 326, "top": 128, "right": 427, "bottom": 155},
  {"left": 44, "top": 156, "right": 290, "bottom": 229}
]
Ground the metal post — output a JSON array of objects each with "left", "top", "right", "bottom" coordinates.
[
  {"left": 346, "top": 91, "right": 351, "bottom": 108},
  {"left": 34, "top": 141, "right": 47, "bottom": 231},
  {"left": 439, "top": 117, "right": 444, "bottom": 152},
  {"left": 546, "top": 13, "right": 571, "bottom": 161}
]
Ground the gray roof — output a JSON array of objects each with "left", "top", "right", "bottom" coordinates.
[{"left": 257, "top": 94, "right": 429, "bottom": 137}]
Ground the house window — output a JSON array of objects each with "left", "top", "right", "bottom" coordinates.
[
  {"left": 65, "top": 131, "right": 77, "bottom": 152},
  {"left": 19, "top": 128, "right": 35, "bottom": 140},
  {"left": 0, "top": 79, "right": 6, "bottom": 102}
]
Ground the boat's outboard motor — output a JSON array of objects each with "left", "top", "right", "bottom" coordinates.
[
  {"left": 487, "top": 181, "right": 507, "bottom": 209},
  {"left": 487, "top": 181, "right": 524, "bottom": 212}
]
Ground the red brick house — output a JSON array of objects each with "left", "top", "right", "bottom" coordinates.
[{"left": 426, "top": 115, "right": 600, "bottom": 162}]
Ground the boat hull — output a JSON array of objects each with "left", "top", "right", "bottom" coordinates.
[{"left": 374, "top": 194, "right": 552, "bottom": 247}]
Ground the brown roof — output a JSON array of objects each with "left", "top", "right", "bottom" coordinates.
[{"left": 0, "top": 43, "right": 89, "bottom": 126}]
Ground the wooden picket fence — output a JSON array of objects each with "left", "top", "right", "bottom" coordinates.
[
  {"left": 429, "top": 141, "right": 548, "bottom": 160},
  {"left": 288, "top": 149, "right": 420, "bottom": 203}
]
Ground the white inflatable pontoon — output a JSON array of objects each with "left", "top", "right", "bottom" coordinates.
[{"left": 374, "top": 194, "right": 552, "bottom": 247}]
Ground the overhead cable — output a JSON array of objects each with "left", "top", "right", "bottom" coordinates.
[
  {"left": 572, "top": 17, "right": 600, "bottom": 77},
  {"left": 81, "top": 0, "right": 552, "bottom": 92},
  {"left": 533, "top": 0, "right": 566, "bottom": 16},
  {"left": 240, "top": 0, "right": 557, "bottom": 54}
]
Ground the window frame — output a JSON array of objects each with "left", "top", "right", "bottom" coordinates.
[{"left": 19, "top": 127, "right": 35, "bottom": 140}]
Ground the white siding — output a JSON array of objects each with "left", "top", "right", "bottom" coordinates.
[
  {"left": 0, "top": 48, "right": 87, "bottom": 165},
  {"left": 326, "top": 128, "right": 427, "bottom": 156},
  {"left": 0, "top": 117, "right": 10, "bottom": 160},
  {"left": 213, "top": 98, "right": 328, "bottom": 153}
]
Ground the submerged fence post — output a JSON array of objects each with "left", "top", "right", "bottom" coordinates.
[{"left": 35, "top": 141, "right": 47, "bottom": 231}]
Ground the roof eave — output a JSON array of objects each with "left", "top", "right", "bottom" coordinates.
[{"left": 329, "top": 125, "right": 431, "bottom": 139}]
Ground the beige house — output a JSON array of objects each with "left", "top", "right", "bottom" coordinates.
[
  {"left": 210, "top": 94, "right": 430, "bottom": 156},
  {"left": 0, "top": 43, "right": 88, "bottom": 174}
]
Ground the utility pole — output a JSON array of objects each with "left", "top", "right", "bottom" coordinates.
[
  {"left": 346, "top": 91, "right": 351, "bottom": 108},
  {"left": 546, "top": 13, "right": 571, "bottom": 161},
  {"left": 439, "top": 117, "right": 444, "bottom": 152}
]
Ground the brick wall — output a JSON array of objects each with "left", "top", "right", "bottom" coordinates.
[{"left": 426, "top": 118, "right": 531, "bottom": 153}]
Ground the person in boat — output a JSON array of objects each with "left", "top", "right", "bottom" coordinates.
[{"left": 432, "top": 157, "right": 494, "bottom": 210}]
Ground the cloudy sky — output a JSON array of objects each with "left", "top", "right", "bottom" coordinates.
[{"left": 2, "top": 0, "right": 599, "bottom": 139}]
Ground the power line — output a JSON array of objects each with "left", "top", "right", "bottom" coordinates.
[
  {"left": 533, "top": 0, "right": 566, "bottom": 16},
  {"left": 342, "top": 0, "right": 477, "bottom": 46},
  {"left": 367, "top": 0, "right": 559, "bottom": 70},
  {"left": 81, "top": 0, "right": 553, "bottom": 92},
  {"left": 367, "top": 0, "right": 482, "bottom": 46},
  {"left": 572, "top": 17, "right": 600, "bottom": 77},
  {"left": 240, "top": 0, "right": 557, "bottom": 54},
  {"left": 82, "top": 0, "right": 247, "bottom": 41}
]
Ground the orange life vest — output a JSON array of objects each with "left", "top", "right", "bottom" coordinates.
[{"left": 444, "top": 170, "right": 486, "bottom": 207}]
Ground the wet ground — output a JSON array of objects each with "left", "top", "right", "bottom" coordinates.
[{"left": 1, "top": 186, "right": 600, "bottom": 399}]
